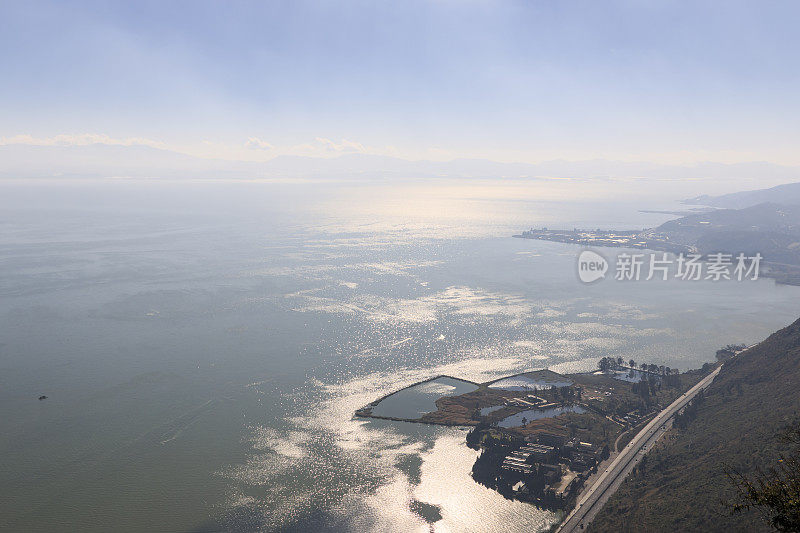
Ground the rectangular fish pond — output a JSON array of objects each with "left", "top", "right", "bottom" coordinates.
[{"left": 369, "top": 376, "right": 479, "bottom": 420}]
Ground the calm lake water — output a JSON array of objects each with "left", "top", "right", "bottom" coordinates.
[
  {"left": 1, "top": 177, "right": 799, "bottom": 532},
  {"left": 370, "top": 377, "right": 478, "bottom": 419},
  {"left": 498, "top": 406, "right": 587, "bottom": 428}
]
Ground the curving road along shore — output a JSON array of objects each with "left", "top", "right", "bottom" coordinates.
[{"left": 556, "top": 364, "right": 723, "bottom": 532}]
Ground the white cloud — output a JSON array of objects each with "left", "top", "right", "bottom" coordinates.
[
  {"left": 244, "top": 136, "right": 274, "bottom": 150},
  {"left": 183, "top": 136, "right": 394, "bottom": 161},
  {"left": 314, "top": 137, "right": 367, "bottom": 153},
  {"left": 0, "top": 133, "right": 166, "bottom": 149}
]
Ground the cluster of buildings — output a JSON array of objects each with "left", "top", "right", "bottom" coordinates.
[
  {"left": 506, "top": 394, "right": 558, "bottom": 410},
  {"left": 516, "top": 227, "right": 691, "bottom": 255},
  {"left": 518, "top": 227, "right": 649, "bottom": 248},
  {"left": 499, "top": 432, "right": 609, "bottom": 505}
]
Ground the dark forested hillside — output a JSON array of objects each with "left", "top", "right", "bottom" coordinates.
[
  {"left": 654, "top": 203, "right": 800, "bottom": 259},
  {"left": 686, "top": 183, "right": 800, "bottom": 209},
  {"left": 589, "top": 317, "right": 800, "bottom": 532}
]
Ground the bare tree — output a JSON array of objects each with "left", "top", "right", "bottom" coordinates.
[{"left": 726, "top": 424, "right": 800, "bottom": 532}]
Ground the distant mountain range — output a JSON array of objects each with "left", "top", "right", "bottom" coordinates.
[
  {"left": 589, "top": 316, "right": 800, "bottom": 532},
  {"left": 2, "top": 142, "right": 800, "bottom": 183},
  {"left": 686, "top": 182, "right": 800, "bottom": 209}
]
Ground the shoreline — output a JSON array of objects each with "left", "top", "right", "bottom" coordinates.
[{"left": 513, "top": 230, "right": 800, "bottom": 286}]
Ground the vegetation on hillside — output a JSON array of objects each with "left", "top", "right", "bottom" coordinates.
[
  {"left": 727, "top": 422, "right": 800, "bottom": 532},
  {"left": 589, "top": 318, "right": 800, "bottom": 532}
]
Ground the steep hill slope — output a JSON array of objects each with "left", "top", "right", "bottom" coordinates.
[
  {"left": 589, "top": 317, "right": 800, "bottom": 532},
  {"left": 686, "top": 182, "right": 800, "bottom": 209}
]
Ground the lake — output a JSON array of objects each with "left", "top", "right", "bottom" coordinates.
[{"left": 1, "top": 177, "right": 799, "bottom": 532}]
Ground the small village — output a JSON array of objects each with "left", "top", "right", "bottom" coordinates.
[
  {"left": 468, "top": 427, "right": 609, "bottom": 508},
  {"left": 357, "top": 359, "right": 713, "bottom": 511},
  {"left": 515, "top": 227, "right": 692, "bottom": 255}
]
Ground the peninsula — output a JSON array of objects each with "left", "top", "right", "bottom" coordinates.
[
  {"left": 514, "top": 202, "right": 800, "bottom": 286},
  {"left": 356, "top": 360, "right": 719, "bottom": 512}
]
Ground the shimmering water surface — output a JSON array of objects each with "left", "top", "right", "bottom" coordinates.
[
  {"left": 2, "top": 178, "right": 799, "bottom": 532},
  {"left": 488, "top": 375, "right": 573, "bottom": 391}
]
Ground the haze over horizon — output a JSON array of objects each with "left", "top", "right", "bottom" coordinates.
[{"left": 3, "top": 0, "right": 800, "bottom": 171}]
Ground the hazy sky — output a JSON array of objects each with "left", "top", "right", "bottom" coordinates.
[{"left": 2, "top": 1, "right": 799, "bottom": 164}]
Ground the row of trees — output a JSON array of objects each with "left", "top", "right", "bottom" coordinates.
[
  {"left": 716, "top": 343, "right": 748, "bottom": 362},
  {"left": 632, "top": 379, "right": 660, "bottom": 400},
  {"left": 673, "top": 389, "right": 705, "bottom": 429},
  {"left": 597, "top": 356, "right": 678, "bottom": 377}
]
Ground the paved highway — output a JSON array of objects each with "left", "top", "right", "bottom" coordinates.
[{"left": 556, "top": 364, "right": 722, "bottom": 532}]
